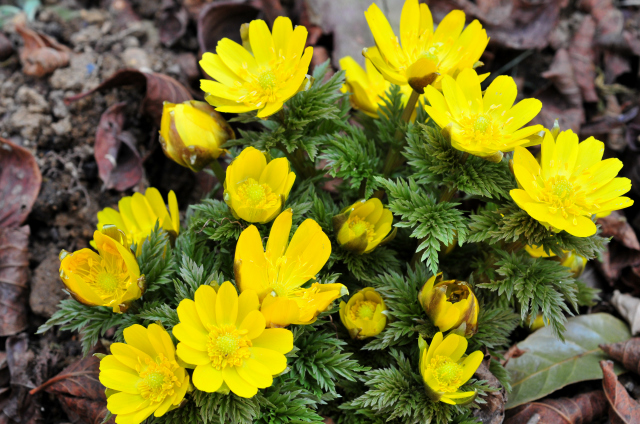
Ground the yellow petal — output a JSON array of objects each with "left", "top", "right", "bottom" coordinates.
[
  {"left": 425, "top": 332, "right": 444, "bottom": 365},
  {"left": 237, "top": 289, "right": 260, "bottom": 326},
  {"left": 216, "top": 38, "right": 257, "bottom": 75},
  {"left": 484, "top": 75, "right": 517, "bottom": 117},
  {"left": 193, "top": 364, "right": 223, "bottom": 392},
  {"left": 223, "top": 366, "right": 258, "bottom": 398},
  {"left": 432, "top": 9, "right": 465, "bottom": 46},
  {"left": 364, "top": 3, "right": 401, "bottom": 69},
  {"left": 176, "top": 298, "right": 208, "bottom": 335},
  {"left": 266, "top": 209, "right": 292, "bottom": 260},
  {"left": 550, "top": 129, "right": 579, "bottom": 177},
  {"left": 177, "top": 343, "right": 210, "bottom": 366},
  {"left": 572, "top": 136, "right": 605, "bottom": 177},
  {"left": 216, "top": 281, "right": 239, "bottom": 326},
  {"left": 250, "top": 346, "right": 287, "bottom": 374},
  {"left": 459, "top": 350, "right": 484, "bottom": 383},
  {"left": 237, "top": 357, "right": 273, "bottom": 389},
  {"left": 99, "top": 369, "right": 140, "bottom": 394},
  {"left": 400, "top": 0, "right": 420, "bottom": 51},
  {"left": 200, "top": 52, "right": 239, "bottom": 86},
  {"left": 251, "top": 328, "right": 293, "bottom": 354},
  {"left": 107, "top": 392, "right": 149, "bottom": 415},
  {"left": 433, "top": 333, "right": 467, "bottom": 359},
  {"left": 502, "top": 99, "right": 543, "bottom": 133},
  {"left": 239, "top": 310, "right": 266, "bottom": 339},
  {"left": 147, "top": 323, "right": 175, "bottom": 361},
  {"left": 565, "top": 215, "right": 597, "bottom": 237},
  {"left": 455, "top": 69, "right": 483, "bottom": 115},
  {"left": 249, "top": 19, "right": 275, "bottom": 66},
  {"left": 195, "top": 285, "right": 218, "bottom": 327},
  {"left": 123, "top": 325, "right": 156, "bottom": 358},
  {"left": 272, "top": 16, "right": 293, "bottom": 55}
]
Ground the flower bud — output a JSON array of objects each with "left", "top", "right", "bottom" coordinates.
[
  {"left": 418, "top": 273, "right": 479, "bottom": 337},
  {"left": 339, "top": 287, "right": 387, "bottom": 339},
  {"left": 159, "top": 100, "right": 234, "bottom": 172},
  {"left": 525, "top": 245, "right": 586, "bottom": 279},
  {"left": 333, "top": 198, "right": 397, "bottom": 254}
]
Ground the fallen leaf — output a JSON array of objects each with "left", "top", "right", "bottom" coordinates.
[
  {"left": 599, "top": 211, "right": 640, "bottom": 250},
  {"left": 601, "top": 338, "right": 640, "bottom": 375},
  {"left": 506, "top": 313, "right": 630, "bottom": 409},
  {"left": 472, "top": 357, "right": 506, "bottom": 424},
  {"left": 0, "top": 137, "right": 42, "bottom": 228},
  {"left": 15, "top": 21, "right": 71, "bottom": 77},
  {"left": 604, "top": 50, "right": 631, "bottom": 84},
  {"left": 568, "top": 15, "right": 598, "bottom": 103},
  {"left": 94, "top": 102, "right": 143, "bottom": 191},
  {"left": 1, "top": 333, "right": 42, "bottom": 423},
  {"left": 580, "top": 0, "right": 624, "bottom": 47},
  {"left": 541, "top": 48, "right": 582, "bottom": 108},
  {"left": 0, "top": 227, "right": 30, "bottom": 336},
  {"left": 428, "top": 0, "right": 568, "bottom": 50},
  {"left": 504, "top": 390, "right": 607, "bottom": 424},
  {"left": 0, "top": 32, "right": 13, "bottom": 61},
  {"left": 601, "top": 360, "right": 640, "bottom": 424},
  {"left": 65, "top": 69, "right": 192, "bottom": 125},
  {"left": 197, "top": 2, "right": 260, "bottom": 55},
  {"left": 159, "top": 0, "right": 189, "bottom": 47},
  {"left": 611, "top": 291, "right": 640, "bottom": 335}
]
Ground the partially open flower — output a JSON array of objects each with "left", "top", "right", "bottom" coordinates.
[
  {"left": 96, "top": 187, "right": 180, "bottom": 249},
  {"left": 235, "top": 209, "right": 347, "bottom": 327},
  {"left": 224, "top": 147, "right": 296, "bottom": 224},
  {"left": 339, "top": 287, "right": 387, "bottom": 339},
  {"left": 339, "top": 56, "right": 415, "bottom": 118},
  {"left": 100, "top": 324, "right": 189, "bottom": 424},
  {"left": 174, "top": 282, "right": 294, "bottom": 398},
  {"left": 159, "top": 100, "right": 234, "bottom": 172},
  {"left": 525, "top": 244, "right": 586, "bottom": 279},
  {"left": 363, "top": 0, "right": 488, "bottom": 92},
  {"left": 511, "top": 129, "right": 633, "bottom": 237},
  {"left": 418, "top": 273, "right": 478, "bottom": 337},
  {"left": 59, "top": 226, "right": 144, "bottom": 313},
  {"left": 418, "top": 332, "right": 483, "bottom": 404},
  {"left": 333, "top": 198, "right": 396, "bottom": 254}
]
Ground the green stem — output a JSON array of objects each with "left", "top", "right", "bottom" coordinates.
[{"left": 210, "top": 159, "right": 226, "bottom": 185}]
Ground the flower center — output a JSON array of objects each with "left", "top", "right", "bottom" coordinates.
[
  {"left": 137, "top": 354, "right": 180, "bottom": 404},
  {"left": 348, "top": 216, "right": 375, "bottom": 242},
  {"left": 206, "top": 325, "right": 252, "bottom": 370},
  {"left": 474, "top": 115, "right": 490, "bottom": 133},
  {"left": 236, "top": 178, "right": 280, "bottom": 209},
  {"left": 258, "top": 70, "right": 277, "bottom": 90},
  {"left": 96, "top": 271, "right": 119, "bottom": 293},
  {"left": 350, "top": 300, "right": 378, "bottom": 320},
  {"left": 427, "top": 355, "right": 464, "bottom": 393},
  {"left": 538, "top": 175, "right": 588, "bottom": 222},
  {"left": 459, "top": 113, "right": 505, "bottom": 148},
  {"left": 553, "top": 178, "right": 573, "bottom": 199}
]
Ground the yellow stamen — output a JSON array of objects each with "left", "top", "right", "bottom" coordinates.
[
  {"left": 350, "top": 300, "right": 378, "bottom": 320},
  {"left": 206, "top": 325, "right": 252, "bottom": 369},
  {"left": 236, "top": 178, "right": 280, "bottom": 209},
  {"left": 426, "top": 355, "right": 464, "bottom": 393},
  {"left": 138, "top": 353, "right": 180, "bottom": 403}
]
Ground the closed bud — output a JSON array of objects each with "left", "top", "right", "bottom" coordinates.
[
  {"left": 339, "top": 287, "right": 387, "bottom": 339},
  {"left": 333, "top": 198, "right": 397, "bottom": 254},
  {"left": 159, "top": 100, "right": 234, "bottom": 172},
  {"left": 418, "top": 273, "right": 479, "bottom": 337}
]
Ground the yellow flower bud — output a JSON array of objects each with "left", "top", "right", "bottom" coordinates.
[
  {"left": 525, "top": 245, "right": 586, "bottom": 279},
  {"left": 333, "top": 198, "right": 396, "bottom": 254},
  {"left": 418, "top": 332, "right": 483, "bottom": 404},
  {"left": 339, "top": 287, "right": 387, "bottom": 339},
  {"left": 159, "top": 100, "right": 234, "bottom": 172},
  {"left": 59, "top": 225, "right": 144, "bottom": 313},
  {"left": 418, "top": 273, "right": 479, "bottom": 337}
]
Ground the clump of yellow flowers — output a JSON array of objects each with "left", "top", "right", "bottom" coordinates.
[
  {"left": 235, "top": 209, "right": 347, "bottom": 327},
  {"left": 363, "top": 0, "right": 488, "bottom": 93},
  {"left": 224, "top": 147, "right": 296, "bottom": 224},
  {"left": 59, "top": 226, "right": 144, "bottom": 313},
  {"left": 339, "top": 287, "right": 387, "bottom": 339},
  {"left": 333, "top": 198, "right": 396, "bottom": 254},
  {"left": 419, "top": 332, "right": 483, "bottom": 404},
  {"left": 99, "top": 324, "right": 189, "bottom": 423},
  {"left": 511, "top": 129, "right": 633, "bottom": 237},
  {"left": 96, "top": 187, "right": 180, "bottom": 249},
  {"left": 200, "top": 16, "right": 313, "bottom": 118},
  {"left": 173, "top": 282, "right": 293, "bottom": 398}
]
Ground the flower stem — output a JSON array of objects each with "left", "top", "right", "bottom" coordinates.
[{"left": 210, "top": 159, "right": 226, "bottom": 185}]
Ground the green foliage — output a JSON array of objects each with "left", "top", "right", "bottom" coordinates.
[
  {"left": 137, "top": 227, "right": 176, "bottom": 300},
  {"left": 468, "top": 301, "right": 520, "bottom": 355},
  {"left": 189, "top": 199, "right": 246, "bottom": 244},
  {"left": 257, "top": 380, "right": 324, "bottom": 424},
  {"left": 377, "top": 177, "right": 468, "bottom": 274}
]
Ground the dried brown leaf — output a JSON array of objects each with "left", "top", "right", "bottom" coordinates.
[
  {"left": 542, "top": 48, "right": 582, "bottom": 108},
  {"left": 601, "top": 338, "right": 640, "bottom": 376},
  {"left": 159, "top": 0, "right": 189, "bottom": 47},
  {"left": 65, "top": 69, "right": 192, "bottom": 125},
  {"left": 1, "top": 333, "right": 42, "bottom": 423},
  {"left": 0, "top": 138, "right": 42, "bottom": 228},
  {"left": 601, "top": 359, "right": 640, "bottom": 423},
  {"left": 0, "top": 227, "right": 30, "bottom": 337},
  {"left": 505, "top": 390, "right": 607, "bottom": 424},
  {"left": 472, "top": 356, "right": 506, "bottom": 424},
  {"left": 568, "top": 15, "right": 598, "bottom": 103},
  {"left": 95, "top": 102, "right": 143, "bottom": 191},
  {"left": 197, "top": 2, "right": 260, "bottom": 55},
  {"left": 599, "top": 211, "right": 640, "bottom": 250},
  {"left": 611, "top": 291, "right": 640, "bottom": 335},
  {"left": 15, "top": 22, "right": 70, "bottom": 77}
]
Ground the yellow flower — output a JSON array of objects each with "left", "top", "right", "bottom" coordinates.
[
  {"left": 339, "top": 56, "right": 415, "bottom": 118},
  {"left": 363, "top": 0, "right": 489, "bottom": 92},
  {"left": 100, "top": 324, "right": 189, "bottom": 424},
  {"left": 418, "top": 273, "right": 478, "bottom": 337},
  {"left": 173, "top": 282, "right": 294, "bottom": 398},
  {"left": 97, "top": 188, "right": 180, "bottom": 249},
  {"left": 159, "top": 100, "right": 235, "bottom": 172},
  {"left": 224, "top": 147, "right": 295, "bottom": 224},
  {"left": 59, "top": 226, "right": 144, "bottom": 313},
  {"left": 200, "top": 17, "right": 313, "bottom": 118},
  {"left": 510, "top": 129, "right": 633, "bottom": 237},
  {"left": 235, "top": 209, "right": 347, "bottom": 327},
  {"left": 525, "top": 245, "right": 586, "bottom": 279},
  {"left": 333, "top": 198, "right": 396, "bottom": 254},
  {"left": 424, "top": 68, "right": 543, "bottom": 161},
  {"left": 418, "top": 332, "right": 483, "bottom": 404},
  {"left": 339, "top": 287, "right": 387, "bottom": 339}
]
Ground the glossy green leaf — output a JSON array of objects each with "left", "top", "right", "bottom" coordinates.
[{"left": 506, "top": 313, "right": 631, "bottom": 409}]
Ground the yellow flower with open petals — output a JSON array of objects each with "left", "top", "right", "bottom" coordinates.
[
  {"left": 235, "top": 209, "right": 347, "bottom": 327},
  {"left": 224, "top": 147, "right": 295, "bottom": 224},
  {"left": 339, "top": 287, "right": 387, "bottom": 340},
  {"left": 339, "top": 56, "right": 415, "bottom": 118},
  {"left": 200, "top": 16, "right": 313, "bottom": 118},
  {"left": 100, "top": 324, "right": 189, "bottom": 424},
  {"left": 333, "top": 198, "right": 396, "bottom": 254},
  {"left": 97, "top": 187, "right": 180, "bottom": 249},
  {"left": 59, "top": 226, "right": 144, "bottom": 313},
  {"left": 424, "top": 68, "right": 543, "bottom": 161},
  {"left": 419, "top": 332, "right": 483, "bottom": 404},
  {"left": 363, "top": 0, "right": 489, "bottom": 92},
  {"left": 173, "top": 282, "right": 293, "bottom": 398},
  {"left": 511, "top": 129, "right": 633, "bottom": 237}
]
